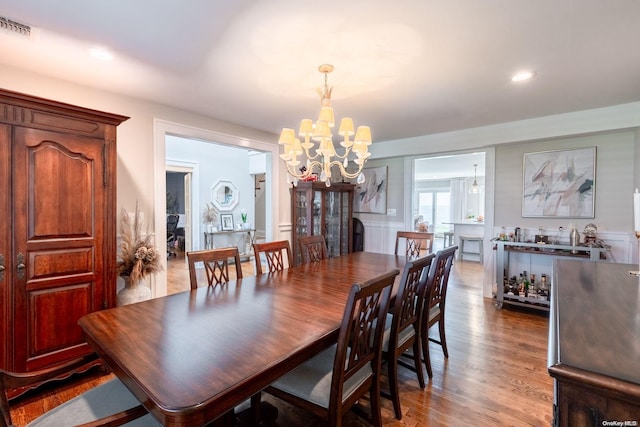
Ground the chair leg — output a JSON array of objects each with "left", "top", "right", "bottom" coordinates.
[
  {"left": 438, "top": 319, "right": 449, "bottom": 358},
  {"left": 422, "top": 327, "right": 433, "bottom": 379},
  {"left": 250, "top": 392, "right": 261, "bottom": 425},
  {"left": 370, "top": 376, "right": 383, "bottom": 427},
  {"left": 412, "top": 339, "right": 426, "bottom": 389},
  {"left": 387, "top": 355, "right": 402, "bottom": 420}
]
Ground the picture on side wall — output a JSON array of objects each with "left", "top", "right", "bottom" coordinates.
[
  {"left": 220, "top": 213, "right": 234, "bottom": 231},
  {"left": 522, "top": 147, "right": 596, "bottom": 218},
  {"left": 354, "top": 166, "right": 387, "bottom": 214}
]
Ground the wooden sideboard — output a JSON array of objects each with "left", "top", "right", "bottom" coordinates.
[
  {"left": 548, "top": 260, "right": 640, "bottom": 426},
  {"left": 0, "top": 89, "right": 128, "bottom": 383}
]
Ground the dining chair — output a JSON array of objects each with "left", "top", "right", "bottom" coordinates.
[
  {"left": 421, "top": 245, "right": 458, "bottom": 378},
  {"left": 261, "top": 269, "right": 400, "bottom": 427},
  {"left": 298, "top": 235, "right": 328, "bottom": 264},
  {"left": 381, "top": 253, "right": 435, "bottom": 419},
  {"left": 186, "top": 247, "right": 242, "bottom": 289},
  {"left": 394, "top": 231, "right": 434, "bottom": 258},
  {"left": 252, "top": 240, "right": 292, "bottom": 275},
  {"left": 0, "top": 354, "right": 160, "bottom": 427}
]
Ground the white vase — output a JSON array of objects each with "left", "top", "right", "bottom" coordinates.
[{"left": 117, "top": 276, "right": 152, "bottom": 306}]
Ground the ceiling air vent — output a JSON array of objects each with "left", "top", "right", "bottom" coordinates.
[{"left": 0, "top": 16, "right": 31, "bottom": 38}]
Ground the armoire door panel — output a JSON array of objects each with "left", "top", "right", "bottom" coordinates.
[
  {"left": 28, "top": 247, "right": 94, "bottom": 281},
  {"left": 28, "top": 284, "right": 92, "bottom": 355},
  {"left": 29, "top": 142, "right": 94, "bottom": 238},
  {"left": 12, "top": 126, "right": 106, "bottom": 370}
]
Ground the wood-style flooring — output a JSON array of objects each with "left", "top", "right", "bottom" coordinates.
[{"left": 9, "top": 250, "right": 554, "bottom": 426}]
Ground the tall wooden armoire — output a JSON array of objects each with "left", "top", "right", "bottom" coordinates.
[{"left": 0, "top": 89, "right": 128, "bottom": 375}]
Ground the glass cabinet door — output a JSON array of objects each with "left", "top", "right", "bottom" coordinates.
[
  {"left": 294, "top": 189, "right": 309, "bottom": 237},
  {"left": 324, "top": 191, "right": 339, "bottom": 257},
  {"left": 340, "top": 191, "right": 350, "bottom": 254}
]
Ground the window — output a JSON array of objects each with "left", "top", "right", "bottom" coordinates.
[{"left": 416, "top": 187, "right": 450, "bottom": 235}]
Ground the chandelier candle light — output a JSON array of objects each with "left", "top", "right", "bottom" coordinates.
[{"left": 279, "top": 64, "right": 372, "bottom": 187}]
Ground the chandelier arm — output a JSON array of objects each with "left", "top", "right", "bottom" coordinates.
[
  {"left": 286, "top": 160, "right": 323, "bottom": 179},
  {"left": 304, "top": 146, "right": 322, "bottom": 161},
  {"left": 330, "top": 147, "right": 352, "bottom": 160},
  {"left": 329, "top": 160, "right": 365, "bottom": 179}
]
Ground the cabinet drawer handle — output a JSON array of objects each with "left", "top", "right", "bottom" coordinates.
[{"left": 0, "top": 254, "right": 4, "bottom": 282}]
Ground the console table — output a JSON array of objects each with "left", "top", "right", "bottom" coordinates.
[
  {"left": 548, "top": 260, "right": 640, "bottom": 425},
  {"left": 204, "top": 229, "right": 255, "bottom": 260},
  {"left": 494, "top": 240, "right": 606, "bottom": 311}
]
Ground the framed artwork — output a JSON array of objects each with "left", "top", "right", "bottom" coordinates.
[
  {"left": 354, "top": 166, "right": 387, "bottom": 214},
  {"left": 220, "top": 213, "right": 234, "bottom": 231},
  {"left": 522, "top": 147, "right": 596, "bottom": 218}
]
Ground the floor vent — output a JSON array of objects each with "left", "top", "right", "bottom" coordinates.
[{"left": 0, "top": 16, "right": 31, "bottom": 38}]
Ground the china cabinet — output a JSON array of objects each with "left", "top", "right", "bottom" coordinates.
[
  {"left": 0, "top": 89, "right": 127, "bottom": 380},
  {"left": 291, "top": 182, "right": 354, "bottom": 265}
]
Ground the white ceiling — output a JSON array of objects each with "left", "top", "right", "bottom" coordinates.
[{"left": 1, "top": 0, "right": 640, "bottom": 148}]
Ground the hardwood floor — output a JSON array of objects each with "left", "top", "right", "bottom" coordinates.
[{"left": 9, "top": 253, "right": 554, "bottom": 426}]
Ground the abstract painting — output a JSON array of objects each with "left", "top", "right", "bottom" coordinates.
[
  {"left": 522, "top": 147, "right": 596, "bottom": 218},
  {"left": 354, "top": 166, "right": 387, "bottom": 214}
]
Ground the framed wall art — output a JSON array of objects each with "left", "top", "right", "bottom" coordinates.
[
  {"left": 354, "top": 166, "right": 387, "bottom": 214},
  {"left": 220, "top": 213, "right": 234, "bottom": 231},
  {"left": 522, "top": 147, "right": 596, "bottom": 218}
]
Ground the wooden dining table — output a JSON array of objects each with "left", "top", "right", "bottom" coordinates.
[{"left": 78, "top": 251, "right": 408, "bottom": 426}]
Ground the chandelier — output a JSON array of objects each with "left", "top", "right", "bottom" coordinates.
[{"left": 278, "top": 64, "right": 372, "bottom": 187}]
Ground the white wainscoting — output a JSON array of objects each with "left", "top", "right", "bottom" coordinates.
[{"left": 359, "top": 220, "right": 410, "bottom": 254}]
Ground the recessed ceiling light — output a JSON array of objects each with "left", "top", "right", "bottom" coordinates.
[
  {"left": 89, "top": 46, "right": 113, "bottom": 61},
  {"left": 511, "top": 70, "right": 535, "bottom": 82}
]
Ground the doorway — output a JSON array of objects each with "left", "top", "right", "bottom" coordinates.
[
  {"left": 166, "top": 165, "right": 193, "bottom": 253},
  {"left": 412, "top": 152, "right": 486, "bottom": 238},
  {"left": 153, "top": 120, "right": 281, "bottom": 297}
]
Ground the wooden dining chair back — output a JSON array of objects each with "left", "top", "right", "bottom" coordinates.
[
  {"left": 382, "top": 253, "right": 435, "bottom": 419},
  {"left": 253, "top": 240, "right": 292, "bottom": 275},
  {"left": 186, "top": 247, "right": 242, "bottom": 289},
  {"left": 421, "top": 245, "right": 458, "bottom": 378},
  {"left": 394, "top": 231, "right": 434, "bottom": 258},
  {"left": 0, "top": 354, "right": 159, "bottom": 427},
  {"left": 264, "top": 269, "right": 400, "bottom": 427},
  {"left": 298, "top": 235, "right": 328, "bottom": 264}
]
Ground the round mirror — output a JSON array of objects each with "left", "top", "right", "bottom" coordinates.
[{"left": 211, "top": 180, "right": 238, "bottom": 211}]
